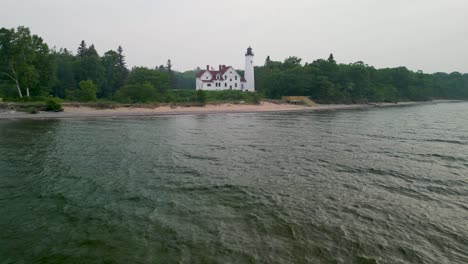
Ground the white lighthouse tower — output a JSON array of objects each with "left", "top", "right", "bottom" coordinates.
[{"left": 244, "top": 46, "right": 255, "bottom": 92}]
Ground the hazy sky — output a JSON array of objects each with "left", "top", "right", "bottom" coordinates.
[{"left": 1, "top": 0, "right": 467, "bottom": 73}]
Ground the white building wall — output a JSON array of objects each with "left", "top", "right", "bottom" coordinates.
[
  {"left": 221, "top": 67, "right": 243, "bottom": 91},
  {"left": 244, "top": 55, "right": 255, "bottom": 92},
  {"left": 196, "top": 66, "right": 246, "bottom": 91}
]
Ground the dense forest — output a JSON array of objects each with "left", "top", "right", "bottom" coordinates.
[
  {"left": 1, "top": 26, "right": 468, "bottom": 104},
  {"left": 256, "top": 55, "right": 468, "bottom": 103}
]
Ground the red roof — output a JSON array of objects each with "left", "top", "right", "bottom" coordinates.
[
  {"left": 196, "top": 66, "right": 246, "bottom": 82},
  {"left": 220, "top": 66, "right": 231, "bottom": 75},
  {"left": 195, "top": 70, "right": 207, "bottom": 78}
]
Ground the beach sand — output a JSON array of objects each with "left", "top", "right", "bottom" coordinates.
[{"left": 0, "top": 101, "right": 459, "bottom": 120}]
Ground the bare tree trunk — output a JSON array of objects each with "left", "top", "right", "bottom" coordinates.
[
  {"left": 16, "top": 80, "right": 23, "bottom": 98},
  {"left": 10, "top": 64, "right": 23, "bottom": 98},
  {"left": 1, "top": 70, "right": 23, "bottom": 98},
  {"left": 26, "top": 87, "right": 30, "bottom": 97}
]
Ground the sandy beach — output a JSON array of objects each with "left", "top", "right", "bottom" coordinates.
[{"left": 0, "top": 100, "right": 461, "bottom": 120}]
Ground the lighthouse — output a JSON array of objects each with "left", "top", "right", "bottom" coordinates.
[{"left": 244, "top": 46, "right": 255, "bottom": 92}]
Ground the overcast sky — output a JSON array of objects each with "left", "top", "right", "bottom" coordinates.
[{"left": 1, "top": 0, "right": 467, "bottom": 73}]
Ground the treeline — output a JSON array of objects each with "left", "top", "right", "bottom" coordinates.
[
  {"left": 256, "top": 55, "right": 468, "bottom": 103},
  {"left": 1, "top": 26, "right": 468, "bottom": 104},
  {"left": 0, "top": 26, "right": 196, "bottom": 103}
]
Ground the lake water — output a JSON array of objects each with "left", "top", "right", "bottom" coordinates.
[{"left": 1, "top": 102, "right": 467, "bottom": 263}]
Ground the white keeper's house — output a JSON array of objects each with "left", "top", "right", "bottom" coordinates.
[{"left": 196, "top": 47, "right": 255, "bottom": 92}]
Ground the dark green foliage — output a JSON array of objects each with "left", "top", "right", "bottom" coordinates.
[
  {"left": 73, "top": 46, "right": 106, "bottom": 93},
  {"left": 255, "top": 55, "right": 468, "bottom": 103},
  {"left": 2, "top": 26, "right": 468, "bottom": 104},
  {"left": 24, "top": 107, "right": 39, "bottom": 114},
  {"left": 50, "top": 48, "right": 76, "bottom": 98},
  {"left": 114, "top": 82, "right": 158, "bottom": 103},
  {"left": 67, "top": 80, "right": 97, "bottom": 102},
  {"left": 127, "top": 67, "right": 170, "bottom": 94},
  {"left": 78, "top": 80, "right": 97, "bottom": 102},
  {"left": 193, "top": 90, "right": 207, "bottom": 105},
  {"left": 45, "top": 98, "right": 63, "bottom": 112},
  {"left": 328, "top": 53, "right": 335, "bottom": 64},
  {"left": 100, "top": 50, "right": 120, "bottom": 98},
  {"left": 77, "top": 40, "right": 87, "bottom": 57},
  {"left": 116, "top": 46, "right": 128, "bottom": 92},
  {"left": 0, "top": 26, "right": 54, "bottom": 98},
  {"left": 173, "top": 70, "right": 197, "bottom": 90},
  {"left": 165, "top": 90, "right": 259, "bottom": 104}
]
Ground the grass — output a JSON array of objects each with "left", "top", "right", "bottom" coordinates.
[{"left": 1, "top": 90, "right": 264, "bottom": 112}]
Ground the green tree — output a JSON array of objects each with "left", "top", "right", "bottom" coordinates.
[
  {"left": 75, "top": 80, "right": 97, "bottom": 102},
  {"left": 74, "top": 42, "right": 106, "bottom": 93},
  {"left": 114, "top": 82, "right": 158, "bottom": 103},
  {"left": 127, "top": 67, "right": 170, "bottom": 94},
  {"left": 328, "top": 53, "right": 336, "bottom": 64},
  {"left": 193, "top": 89, "right": 207, "bottom": 105},
  {"left": 50, "top": 48, "right": 76, "bottom": 98},
  {"left": 101, "top": 50, "right": 121, "bottom": 98},
  {"left": 264, "top": 56, "right": 271, "bottom": 67},
  {"left": 173, "top": 70, "right": 197, "bottom": 90},
  {"left": 77, "top": 40, "right": 87, "bottom": 57},
  {"left": 116, "top": 45, "right": 128, "bottom": 89},
  {"left": 0, "top": 26, "right": 53, "bottom": 98}
]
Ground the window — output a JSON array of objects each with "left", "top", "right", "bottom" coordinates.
[
  {"left": 230, "top": 79, "right": 232, "bottom": 81},
  {"left": 235, "top": 83, "right": 237, "bottom": 88},
  {"left": 207, "top": 83, "right": 211, "bottom": 87},
  {"left": 224, "top": 83, "right": 227, "bottom": 87},
  {"left": 224, "top": 75, "right": 227, "bottom": 79},
  {"left": 235, "top": 76, "right": 237, "bottom": 80}
]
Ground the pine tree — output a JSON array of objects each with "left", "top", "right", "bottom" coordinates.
[
  {"left": 117, "top": 45, "right": 126, "bottom": 70},
  {"left": 167, "top": 59, "right": 176, "bottom": 89},
  {"left": 85, "top": 44, "right": 98, "bottom": 57},
  {"left": 115, "top": 45, "right": 128, "bottom": 92},
  {"left": 328, "top": 53, "right": 336, "bottom": 64},
  {"left": 77, "top": 40, "right": 87, "bottom": 57},
  {"left": 265, "top": 56, "right": 271, "bottom": 67},
  {"left": 166, "top": 59, "right": 172, "bottom": 72}
]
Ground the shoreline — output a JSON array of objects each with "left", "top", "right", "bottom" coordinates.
[{"left": 0, "top": 100, "right": 463, "bottom": 120}]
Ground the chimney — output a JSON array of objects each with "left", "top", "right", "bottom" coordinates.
[
  {"left": 219, "top": 65, "right": 222, "bottom": 71},
  {"left": 206, "top": 65, "right": 209, "bottom": 70}
]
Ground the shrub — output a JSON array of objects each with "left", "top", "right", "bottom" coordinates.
[
  {"left": 45, "top": 98, "right": 63, "bottom": 112},
  {"left": 251, "top": 92, "right": 261, "bottom": 104},
  {"left": 66, "top": 80, "right": 98, "bottom": 102},
  {"left": 193, "top": 90, "right": 207, "bottom": 105},
  {"left": 24, "top": 107, "right": 39, "bottom": 114},
  {"left": 114, "top": 82, "right": 158, "bottom": 103},
  {"left": 77, "top": 80, "right": 97, "bottom": 102}
]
